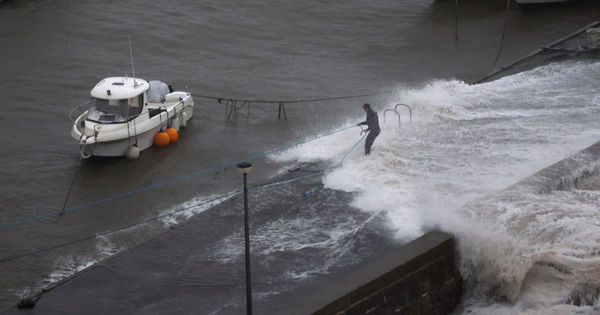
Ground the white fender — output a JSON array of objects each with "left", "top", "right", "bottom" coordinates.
[
  {"left": 181, "top": 111, "right": 187, "bottom": 128},
  {"left": 125, "top": 145, "right": 140, "bottom": 160},
  {"left": 171, "top": 114, "right": 180, "bottom": 132}
]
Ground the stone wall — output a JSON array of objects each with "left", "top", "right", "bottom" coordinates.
[{"left": 284, "top": 230, "right": 463, "bottom": 315}]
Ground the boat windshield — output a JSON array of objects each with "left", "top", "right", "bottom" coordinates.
[{"left": 86, "top": 94, "right": 144, "bottom": 123}]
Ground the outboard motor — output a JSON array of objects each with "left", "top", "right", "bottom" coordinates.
[{"left": 147, "top": 80, "right": 170, "bottom": 103}]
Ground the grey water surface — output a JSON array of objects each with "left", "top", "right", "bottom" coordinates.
[{"left": 1, "top": 0, "right": 599, "bottom": 312}]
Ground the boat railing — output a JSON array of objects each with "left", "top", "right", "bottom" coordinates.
[{"left": 70, "top": 100, "right": 91, "bottom": 123}]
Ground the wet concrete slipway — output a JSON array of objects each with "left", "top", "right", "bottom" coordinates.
[{"left": 1, "top": 0, "right": 600, "bottom": 314}]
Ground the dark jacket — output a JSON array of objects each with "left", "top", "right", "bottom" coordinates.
[{"left": 360, "top": 109, "right": 380, "bottom": 133}]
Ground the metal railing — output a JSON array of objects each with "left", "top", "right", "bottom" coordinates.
[
  {"left": 395, "top": 103, "right": 412, "bottom": 121},
  {"left": 69, "top": 100, "right": 91, "bottom": 122},
  {"left": 383, "top": 103, "right": 412, "bottom": 126},
  {"left": 383, "top": 108, "right": 401, "bottom": 126}
]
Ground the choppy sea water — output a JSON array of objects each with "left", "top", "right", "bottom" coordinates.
[
  {"left": 1, "top": 0, "right": 600, "bottom": 313},
  {"left": 274, "top": 61, "right": 600, "bottom": 314}
]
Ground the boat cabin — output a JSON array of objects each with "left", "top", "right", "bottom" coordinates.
[
  {"left": 88, "top": 77, "right": 149, "bottom": 123},
  {"left": 87, "top": 77, "right": 177, "bottom": 124}
]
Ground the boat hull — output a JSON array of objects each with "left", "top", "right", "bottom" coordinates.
[
  {"left": 80, "top": 123, "right": 162, "bottom": 157},
  {"left": 72, "top": 92, "right": 194, "bottom": 158}
]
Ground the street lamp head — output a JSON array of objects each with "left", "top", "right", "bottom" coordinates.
[{"left": 237, "top": 162, "right": 253, "bottom": 175}]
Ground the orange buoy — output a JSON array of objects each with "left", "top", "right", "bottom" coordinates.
[
  {"left": 154, "top": 131, "right": 170, "bottom": 147},
  {"left": 166, "top": 127, "right": 178, "bottom": 143}
]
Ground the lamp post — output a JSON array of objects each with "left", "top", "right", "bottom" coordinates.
[{"left": 237, "top": 162, "right": 253, "bottom": 315}]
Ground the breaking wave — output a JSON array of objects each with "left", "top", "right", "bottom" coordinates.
[{"left": 272, "top": 60, "right": 600, "bottom": 313}]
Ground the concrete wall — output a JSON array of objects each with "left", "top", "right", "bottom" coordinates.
[{"left": 284, "top": 230, "right": 463, "bottom": 315}]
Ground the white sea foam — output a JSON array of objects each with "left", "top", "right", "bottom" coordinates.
[
  {"left": 44, "top": 255, "right": 96, "bottom": 284},
  {"left": 20, "top": 194, "right": 233, "bottom": 302},
  {"left": 271, "top": 60, "right": 600, "bottom": 313},
  {"left": 207, "top": 213, "right": 375, "bottom": 280},
  {"left": 159, "top": 193, "right": 233, "bottom": 227}
]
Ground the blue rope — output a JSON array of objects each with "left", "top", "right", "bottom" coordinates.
[
  {"left": 303, "top": 131, "right": 367, "bottom": 197},
  {"left": 0, "top": 169, "right": 325, "bottom": 263},
  {"left": 0, "top": 125, "right": 357, "bottom": 230},
  {"left": 302, "top": 184, "right": 324, "bottom": 197},
  {"left": 338, "top": 132, "right": 367, "bottom": 167}
]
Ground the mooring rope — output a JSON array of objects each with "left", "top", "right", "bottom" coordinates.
[
  {"left": 303, "top": 127, "right": 367, "bottom": 197},
  {"left": 57, "top": 160, "right": 80, "bottom": 219},
  {"left": 0, "top": 168, "right": 324, "bottom": 263},
  {"left": 454, "top": 0, "right": 459, "bottom": 50},
  {"left": 492, "top": 0, "right": 511, "bottom": 70},
  {"left": 192, "top": 91, "right": 395, "bottom": 105},
  {"left": 0, "top": 125, "right": 358, "bottom": 230},
  {"left": 339, "top": 131, "right": 368, "bottom": 167}
]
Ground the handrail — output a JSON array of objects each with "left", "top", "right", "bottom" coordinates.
[
  {"left": 69, "top": 100, "right": 91, "bottom": 122},
  {"left": 394, "top": 103, "right": 412, "bottom": 122},
  {"left": 383, "top": 109, "right": 401, "bottom": 126},
  {"left": 383, "top": 103, "right": 413, "bottom": 126}
]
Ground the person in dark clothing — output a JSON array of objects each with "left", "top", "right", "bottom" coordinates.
[{"left": 357, "top": 103, "right": 380, "bottom": 155}]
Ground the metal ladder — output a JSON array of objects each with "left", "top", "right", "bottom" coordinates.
[{"left": 383, "top": 103, "right": 412, "bottom": 126}]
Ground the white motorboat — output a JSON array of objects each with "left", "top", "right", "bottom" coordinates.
[{"left": 70, "top": 77, "right": 194, "bottom": 159}]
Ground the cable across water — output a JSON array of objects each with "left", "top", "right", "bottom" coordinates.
[
  {"left": 192, "top": 91, "right": 395, "bottom": 104},
  {"left": 0, "top": 125, "right": 358, "bottom": 230},
  {"left": 0, "top": 169, "right": 325, "bottom": 263},
  {"left": 303, "top": 127, "right": 367, "bottom": 197}
]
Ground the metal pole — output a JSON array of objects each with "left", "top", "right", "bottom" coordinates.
[
  {"left": 278, "top": 102, "right": 282, "bottom": 119},
  {"left": 243, "top": 173, "right": 253, "bottom": 315}
]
